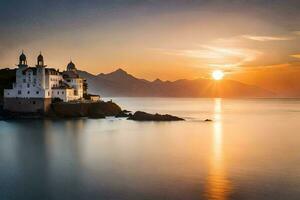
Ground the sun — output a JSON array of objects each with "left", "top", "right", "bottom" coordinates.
[{"left": 212, "top": 70, "right": 224, "bottom": 80}]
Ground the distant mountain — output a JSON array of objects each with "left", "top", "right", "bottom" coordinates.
[{"left": 78, "top": 68, "right": 274, "bottom": 97}]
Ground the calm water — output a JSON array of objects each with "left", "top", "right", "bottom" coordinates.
[{"left": 1, "top": 98, "right": 300, "bottom": 200}]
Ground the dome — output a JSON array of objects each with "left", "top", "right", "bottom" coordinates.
[
  {"left": 67, "top": 61, "right": 76, "bottom": 71},
  {"left": 18, "top": 51, "right": 27, "bottom": 66},
  {"left": 19, "top": 52, "right": 26, "bottom": 61},
  {"left": 37, "top": 53, "right": 43, "bottom": 61}
]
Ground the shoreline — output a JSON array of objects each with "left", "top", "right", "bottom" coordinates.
[{"left": 0, "top": 100, "right": 184, "bottom": 121}]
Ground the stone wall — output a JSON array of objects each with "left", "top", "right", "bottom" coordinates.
[{"left": 3, "top": 98, "right": 51, "bottom": 113}]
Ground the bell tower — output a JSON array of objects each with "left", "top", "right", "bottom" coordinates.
[
  {"left": 18, "top": 51, "right": 28, "bottom": 68},
  {"left": 36, "top": 52, "right": 46, "bottom": 90},
  {"left": 36, "top": 52, "right": 45, "bottom": 67}
]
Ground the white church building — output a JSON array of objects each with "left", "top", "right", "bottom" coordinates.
[{"left": 3, "top": 52, "right": 85, "bottom": 113}]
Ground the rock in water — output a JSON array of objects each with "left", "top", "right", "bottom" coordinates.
[
  {"left": 128, "top": 111, "right": 184, "bottom": 121},
  {"left": 116, "top": 110, "right": 131, "bottom": 118}
]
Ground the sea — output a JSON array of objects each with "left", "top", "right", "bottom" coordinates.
[{"left": 1, "top": 98, "right": 300, "bottom": 200}]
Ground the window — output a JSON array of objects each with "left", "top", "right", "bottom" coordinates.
[
  {"left": 18, "top": 90, "right": 21, "bottom": 95},
  {"left": 27, "top": 83, "right": 30, "bottom": 88},
  {"left": 36, "top": 91, "right": 39, "bottom": 94},
  {"left": 62, "top": 91, "right": 64, "bottom": 95},
  {"left": 57, "top": 91, "right": 59, "bottom": 95},
  {"left": 23, "top": 79, "right": 26, "bottom": 83},
  {"left": 27, "top": 91, "right": 30, "bottom": 94},
  {"left": 7, "top": 92, "right": 10, "bottom": 95},
  {"left": 32, "top": 101, "right": 36, "bottom": 105}
]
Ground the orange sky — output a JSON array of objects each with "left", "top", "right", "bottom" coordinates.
[{"left": 1, "top": 1, "right": 300, "bottom": 95}]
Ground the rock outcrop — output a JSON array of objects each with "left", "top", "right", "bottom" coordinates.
[
  {"left": 128, "top": 111, "right": 184, "bottom": 121},
  {"left": 50, "top": 101, "right": 121, "bottom": 118},
  {"left": 115, "top": 110, "right": 132, "bottom": 118}
]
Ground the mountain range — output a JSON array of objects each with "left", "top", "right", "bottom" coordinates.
[{"left": 78, "top": 68, "right": 274, "bottom": 97}]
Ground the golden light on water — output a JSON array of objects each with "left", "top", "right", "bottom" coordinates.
[
  {"left": 205, "top": 98, "right": 231, "bottom": 200},
  {"left": 212, "top": 70, "right": 224, "bottom": 81}
]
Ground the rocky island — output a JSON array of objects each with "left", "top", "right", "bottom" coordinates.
[{"left": 128, "top": 111, "right": 184, "bottom": 121}]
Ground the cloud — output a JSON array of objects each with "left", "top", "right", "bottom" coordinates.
[
  {"left": 214, "top": 37, "right": 241, "bottom": 44},
  {"left": 291, "top": 54, "right": 300, "bottom": 59},
  {"left": 242, "top": 35, "right": 292, "bottom": 42},
  {"left": 247, "top": 63, "right": 291, "bottom": 70},
  {"left": 155, "top": 45, "right": 261, "bottom": 69},
  {"left": 293, "top": 31, "right": 300, "bottom": 35}
]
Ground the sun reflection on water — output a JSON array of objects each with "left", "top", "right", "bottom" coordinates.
[{"left": 205, "top": 98, "right": 231, "bottom": 200}]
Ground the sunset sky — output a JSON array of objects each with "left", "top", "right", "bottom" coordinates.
[{"left": 1, "top": 0, "right": 300, "bottom": 94}]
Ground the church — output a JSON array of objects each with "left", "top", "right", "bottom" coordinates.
[{"left": 3, "top": 52, "right": 88, "bottom": 113}]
